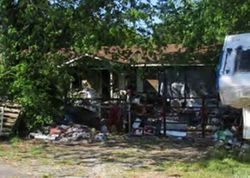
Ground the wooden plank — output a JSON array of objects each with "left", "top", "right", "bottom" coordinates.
[
  {"left": 3, "top": 114, "right": 19, "bottom": 119},
  {"left": 3, "top": 122, "right": 15, "bottom": 127},
  {"left": 0, "top": 127, "right": 11, "bottom": 132},
  {"left": 3, "top": 107, "right": 21, "bottom": 113},
  {"left": 3, "top": 112, "right": 19, "bottom": 119},
  {"left": 0, "top": 107, "right": 3, "bottom": 134},
  {"left": 3, "top": 119, "right": 16, "bottom": 124},
  {"left": 0, "top": 103, "right": 21, "bottom": 135},
  {"left": 1, "top": 127, "right": 12, "bottom": 132},
  {"left": 0, "top": 132, "right": 11, "bottom": 136},
  {"left": 0, "top": 104, "right": 21, "bottom": 109},
  {"left": 3, "top": 117, "right": 17, "bottom": 122}
]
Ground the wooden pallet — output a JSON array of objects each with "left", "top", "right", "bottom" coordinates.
[{"left": 0, "top": 103, "right": 21, "bottom": 136}]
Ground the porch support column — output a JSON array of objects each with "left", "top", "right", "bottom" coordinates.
[{"left": 110, "top": 72, "right": 114, "bottom": 98}]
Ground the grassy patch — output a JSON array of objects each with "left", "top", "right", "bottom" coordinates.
[
  {"left": 150, "top": 147, "right": 250, "bottom": 178},
  {"left": 42, "top": 174, "right": 53, "bottom": 178},
  {"left": 30, "top": 146, "right": 45, "bottom": 155},
  {"left": 0, "top": 138, "right": 48, "bottom": 162},
  {"left": 9, "top": 136, "right": 22, "bottom": 148}
]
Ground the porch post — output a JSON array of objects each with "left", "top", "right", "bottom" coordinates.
[{"left": 110, "top": 72, "right": 114, "bottom": 98}]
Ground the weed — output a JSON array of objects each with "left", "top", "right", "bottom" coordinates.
[
  {"left": 31, "top": 146, "right": 44, "bottom": 155},
  {"left": 10, "top": 136, "right": 21, "bottom": 147}
]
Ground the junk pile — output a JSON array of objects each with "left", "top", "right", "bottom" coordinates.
[
  {"left": 70, "top": 84, "right": 101, "bottom": 113},
  {"left": 29, "top": 123, "right": 108, "bottom": 143},
  {"left": 213, "top": 128, "right": 241, "bottom": 148},
  {"left": 211, "top": 107, "right": 243, "bottom": 149}
]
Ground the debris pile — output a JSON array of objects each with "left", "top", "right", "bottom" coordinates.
[
  {"left": 54, "top": 124, "right": 91, "bottom": 142},
  {"left": 213, "top": 128, "right": 241, "bottom": 148},
  {"left": 29, "top": 124, "right": 108, "bottom": 143},
  {"left": 201, "top": 106, "right": 242, "bottom": 149}
]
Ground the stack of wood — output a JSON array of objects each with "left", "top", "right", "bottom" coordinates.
[{"left": 0, "top": 102, "right": 21, "bottom": 136}]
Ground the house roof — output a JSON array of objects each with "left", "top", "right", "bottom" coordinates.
[
  {"left": 62, "top": 44, "right": 220, "bottom": 66},
  {"left": 95, "top": 44, "right": 219, "bottom": 65}
]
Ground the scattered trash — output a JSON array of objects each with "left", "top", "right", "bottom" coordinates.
[
  {"left": 100, "top": 118, "right": 108, "bottom": 133},
  {"left": 29, "top": 123, "right": 108, "bottom": 143},
  {"left": 165, "top": 130, "right": 187, "bottom": 138},
  {"left": 29, "top": 133, "right": 57, "bottom": 141},
  {"left": 213, "top": 129, "right": 233, "bottom": 141},
  {"left": 56, "top": 124, "right": 91, "bottom": 142},
  {"left": 94, "top": 133, "right": 107, "bottom": 142},
  {"left": 213, "top": 128, "right": 241, "bottom": 148},
  {"left": 133, "top": 128, "right": 143, "bottom": 136},
  {"left": 132, "top": 118, "right": 141, "bottom": 129},
  {"left": 144, "top": 125, "right": 156, "bottom": 136},
  {"left": 49, "top": 127, "right": 62, "bottom": 135}
]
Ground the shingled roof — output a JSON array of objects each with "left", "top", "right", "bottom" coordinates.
[
  {"left": 96, "top": 44, "right": 186, "bottom": 64},
  {"left": 62, "top": 44, "right": 220, "bottom": 66},
  {"left": 95, "top": 44, "right": 218, "bottom": 64}
]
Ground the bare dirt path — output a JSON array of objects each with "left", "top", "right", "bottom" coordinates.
[
  {"left": 0, "top": 136, "right": 213, "bottom": 178},
  {"left": 0, "top": 162, "right": 29, "bottom": 178}
]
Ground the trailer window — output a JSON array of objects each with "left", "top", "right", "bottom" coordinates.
[{"left": 235, "top": 49, "right": 250, "bottom": 72}]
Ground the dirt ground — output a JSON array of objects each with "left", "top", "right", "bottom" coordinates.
[{"left": 0, "top": 135, "right": 214, "bottom": 178}]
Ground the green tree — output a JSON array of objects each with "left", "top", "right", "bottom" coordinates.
[
  {"left": 153, "top": 0, "right": 250, "bottom": 49},
  {"left": 0, "top": 0, "right": 153, "bottom": 130}
]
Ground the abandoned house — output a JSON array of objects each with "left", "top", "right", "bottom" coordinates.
[{"left": 59, "top": 44, "right": 239, "bottom": 138}]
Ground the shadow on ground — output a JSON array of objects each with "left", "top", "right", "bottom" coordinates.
[
  {"left": 2, "top": 135, "right": 250, "bottom": 177},
  {"left": 40, "top": 135, "right": 214, "bottom": 168}
]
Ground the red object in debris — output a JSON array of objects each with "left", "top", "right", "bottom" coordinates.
[
  {"left": 108, "top": 105, "right": 122, "bottom": 132},
  {"left": 50, "top": 128, "right": 61, "bottom": 135},
  {"left": 144, "top": 125, "right": 156, "bottom": 136}
]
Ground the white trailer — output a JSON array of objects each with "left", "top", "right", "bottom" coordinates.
[{"left": 217, "top": 33, "right": 250, "bottom": 139}]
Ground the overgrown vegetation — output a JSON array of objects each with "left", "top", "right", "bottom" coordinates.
[
  {"left": 0, "top": 0, "right": 249, "bottom": 131},
  {"left": 0, "top": 0, "right": 149, "bottom": 130}
]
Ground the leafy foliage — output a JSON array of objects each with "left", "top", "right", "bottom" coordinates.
[
  {"left": 0, "top": 0, "right": 249, "bottom": 130},
  {"left": 0, "top": 0, "right": 152, "bottom": 130},
  {"left": 153, "top": 0, "right": 250, "bottom": 47}
]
